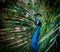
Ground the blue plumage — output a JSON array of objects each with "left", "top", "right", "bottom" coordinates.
[{"left": 31, "top": 19, "right": 42, "bottom": 52}]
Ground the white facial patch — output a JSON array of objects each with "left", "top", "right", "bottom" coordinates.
[{"left": 37, "top": 21, "right": 39, "bottom": 24}]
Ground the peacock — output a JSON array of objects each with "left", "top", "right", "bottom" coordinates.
[{"left": 31, "top": 19, "right": 42, "bottom": 52}]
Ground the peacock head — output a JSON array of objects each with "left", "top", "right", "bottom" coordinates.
[
  {"left": 34, "top": 13, "right": 42, "bottom": 26},
  {"left": 35, "top": 19, "right": 42, "bottom": 26}
]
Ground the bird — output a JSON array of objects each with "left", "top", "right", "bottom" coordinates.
[{"left": 31, "top": 19, "right": 42, "bottom": 52}]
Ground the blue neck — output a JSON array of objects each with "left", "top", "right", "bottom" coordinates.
[{"left": 31, "top": 25, "right": 41, "bottom": 52}]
